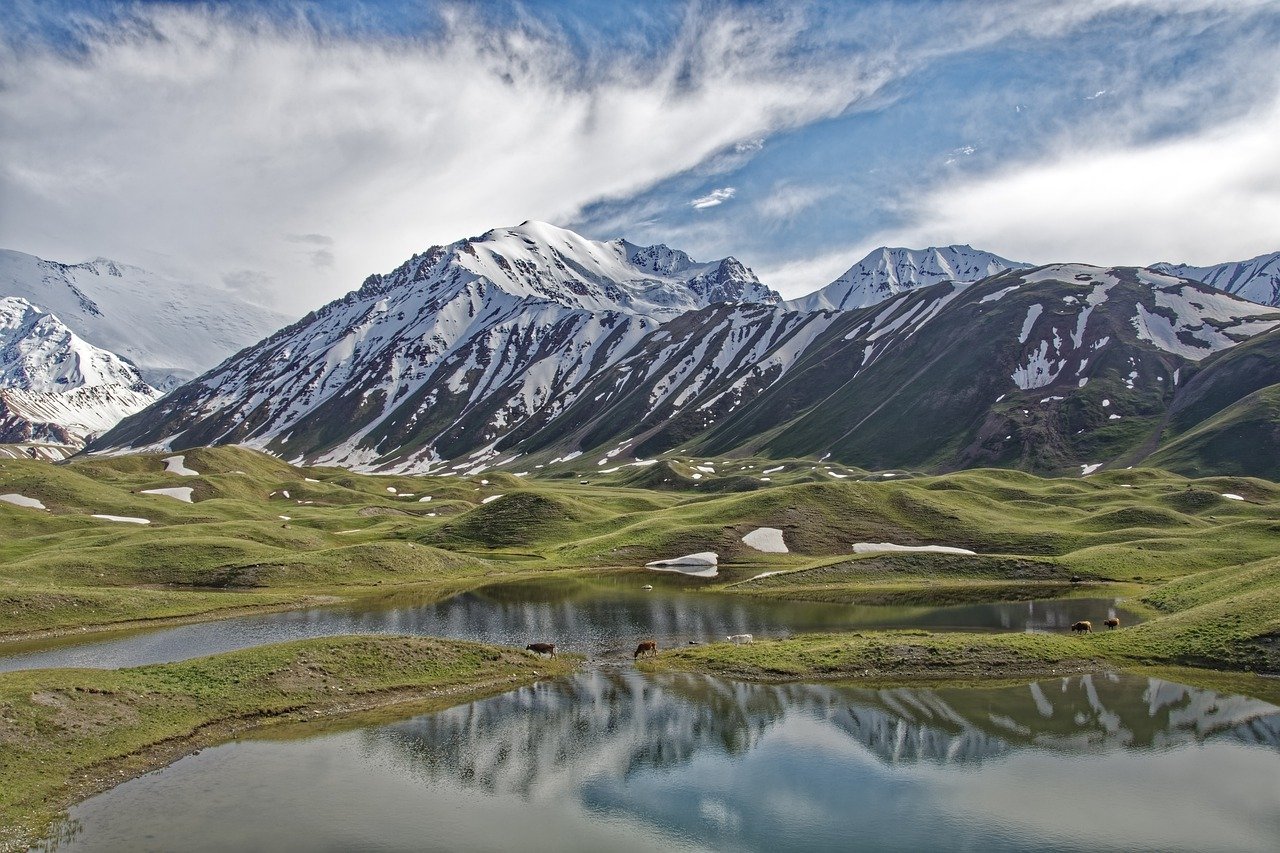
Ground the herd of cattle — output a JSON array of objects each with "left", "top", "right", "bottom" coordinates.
[
  {"left": 525, "top": 618, "right": 1121, "bottom": 659},
  {"left": 1071, "top": 618, "right": 1122, "bottom": 632},
  {"left": 524, "top": 634, "right": 756, "bottom": 661}
]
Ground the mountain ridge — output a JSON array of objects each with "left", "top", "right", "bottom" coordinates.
[
  {"left": 785, "top": 244, "right": 1030, "bottom": 313},
  {"left": 0, "top": 248, "right": 293, "bottom": 390},
  {"left": 0, "top": 297, "right": 161, "bottom": 447},
  {"left": 89, "top": 226, "right": 1280, "bottom": 479},
  {"left": 1150, "top": 250, "right": 1280, "bottom": 308}
]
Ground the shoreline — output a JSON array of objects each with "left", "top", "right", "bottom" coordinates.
[
  {"left": 15, "top": 678, "right": 555, "bottom": 853},
  {"left": 0, "top": 635, "right": 576, "bottom": 853},
  {"left": 5, "top": 627, "right": 1278, "bottom": 852}
]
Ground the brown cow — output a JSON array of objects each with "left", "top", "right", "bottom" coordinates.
[
  {"left": 1103, "top": 617, "right": 1121, "bottom": 629},
  {"left": 526, "top": 642, "right": 556, "bottom": 658},
  {"left": 634, "top": 640, "right": 658, "bottom": 659},
  {"left": 1070, "top": 620, "right": 1093, "bottom": 633}
]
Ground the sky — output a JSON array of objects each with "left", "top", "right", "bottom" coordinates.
[{"left": 2, "top": 0, "right": 1278, "bottom": 315}]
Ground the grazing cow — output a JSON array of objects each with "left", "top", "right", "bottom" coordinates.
[
  {"left": 1104, "top": 617, "right": 1121, "bottom": 629},
  {"left": 726, "top": 634, "right": 754, "bottom": 645},
  {"left": 525, "top": 642, "right": 556, "bottom": 658},
  {"left": 1070, "top": 620, "right": 1093, "bottom": 633},
  {"left": 634, "top": 640, "right": 658, "bottom": 659}
]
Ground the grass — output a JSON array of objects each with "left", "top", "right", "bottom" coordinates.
[
  {"left": 2, "top": 447, "right": 1280, "bottom": 659},
  {"left": 0, "top": 635, "right": 575, "bottom": 852},
  {"left": 643, "top": 630, "right": 1097, "bottom": 682}
]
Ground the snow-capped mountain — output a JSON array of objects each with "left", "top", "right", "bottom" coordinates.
[
  {"left": 698, "top": 264, "right": 1280, "bottom": 473},
  {"left": 785, "top": 245, "right": 1030, "bottom": 312},
  {"left": 0, "top": 297, "right": 160, "bottom": 447},
  {"left": 1150, "top": 251, "right": 1280, "bottom": 307},
  {"left": 0, "top": 249, "right": 293, "bottom": 389},
  {"left": 93, "top": 222, "right": 781, "bottom": 471},
  {"left": 94, "top": 222, "right": 1280, "bottom": 478}
]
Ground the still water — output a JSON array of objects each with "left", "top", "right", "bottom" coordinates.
[
  {"left": 0, "top": 576, "right": 1140, "bottom": 671},
  {"left": 38, "top": 671, "right": 1280, "bottom": 852}
]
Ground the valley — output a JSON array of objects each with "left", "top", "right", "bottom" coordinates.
[
  {"left": 2, "top": 444, "right": 1278, "bottom": 847},
  {"left": 7, "top": 3, "right": 1280, "bottom": 850}
]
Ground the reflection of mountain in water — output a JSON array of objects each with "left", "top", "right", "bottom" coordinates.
[
  {"left": 367, "top": 672, "right": 1280, "bottom": 796},
  {"left": 835, "top": 674, "right": 1280, "bottom": 764}
]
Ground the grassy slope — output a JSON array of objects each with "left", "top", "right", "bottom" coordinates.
[
  {"left": 3, "top": 448, "right": 1280, "bottom": 649},
  {"left": 0, "top": 635, "right": 574, "bottom": 851},
  {"left": 649, "top": 551, "right": 1280, "bottom": 681},
  {"left": 1145, "top": 384, "right": 1280, "bottom": 479}
]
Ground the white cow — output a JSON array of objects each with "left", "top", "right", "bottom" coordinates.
[{"left": 727, "top": 634, "right": 754, "bottom": 645}]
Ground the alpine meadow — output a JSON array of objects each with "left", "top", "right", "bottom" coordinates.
[{"left": 2, "top": 2, "right": 1279, "bottom": 852}]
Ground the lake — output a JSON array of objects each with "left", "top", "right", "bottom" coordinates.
[{"left": 36, "top": 670, "right": 1280, "bottom": 852}]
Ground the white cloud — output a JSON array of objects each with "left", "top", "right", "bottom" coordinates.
[
  {"left": 869, "top": 94, "right": 1280, "bottom": 267},
  {"left": 754, "top": 249, "right": 857, "bottom": 299},
  {"left": 0, "top": 6, "right": 884, "bottom": 312},
  {"left": 690, "top": 187, "right": 737, "bottom": 210},
  {"left": 756, "top": 183, "right": 838, "bottom": 222}
]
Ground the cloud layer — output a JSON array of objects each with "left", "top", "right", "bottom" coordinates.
[
  {"left": 2, "top": 0, "right": 1278, "bottom": 310},
  {"left": 0, "top": 4, "right": 887, "bottom": 312},
  {"left": 873, "top": 93, "right": 1280, "bottom": 269}
]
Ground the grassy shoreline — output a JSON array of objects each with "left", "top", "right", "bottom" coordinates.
[
  {"left": 0, "top": 635, "right": 575, "bottom": 852},
  {"left": 641, "top": 626, "right": 1280, "bottom": 696}
]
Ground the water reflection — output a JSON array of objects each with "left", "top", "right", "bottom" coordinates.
[
  {"left": 42, "top": 672, "right": 1280, "bottom": 852},
  {"left": 0, "top": 576, "right": 1141, "bottom": 672}
]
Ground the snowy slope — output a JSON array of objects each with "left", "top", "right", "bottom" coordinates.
[
  {"left": 709, "top": 263, "right": 1280, "bottom": 472},
  {"left": 93, "top": 222, "right": 780, "bottom": 471},
  {"left": 92, "top": 225, "right": 1280, "bottom": 477},
  {"left": 0, "top": 297, "right": 160, "bottom": 446},
  {"left": 787, "top": 245, "right": 1029, "bottom": 312},
  {"left": 0, "top": 249, "right": 293, "bottom": 389},
  {"left": 1150, "top": 251, "right": 1280, "bottom": 307}
]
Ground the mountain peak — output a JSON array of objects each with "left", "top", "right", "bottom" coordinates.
[
  {"left": 786, "top": 244, "right": 1031, "bottom": 313},
  {"left": 373, "top": 223, "right": 778, "bottom": 317},
  {"left": 1148, "top": 250, "right": 1280, "bottom": 307}
]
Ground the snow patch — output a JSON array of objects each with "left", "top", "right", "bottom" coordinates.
[
  {"left": 1221, "top": 493, "right": 1245, "bottom": 501},
  {"left": 140, "top": 487, "right": 194, "bottom": 503},
  {"left": 481, "top": 494, "right": 504, "bottom": 504},
  {"left": 1018, "top": 304, "right": 1044, "bottom": 344},
  {"left": 741, "top": 527, "right": 788, "bottom": 553},
  {"left": 852, "top": 542, "right": 976, "bottom": 555},
  {"left": 0, "top": 493, "right": 45, "bottom": 510},
  {"left": 645, "top": 552, "right": 719, "bottom": 578},
  {"left": 163, "top": 455, "right": 199, "bottom": 477},
  {"left": 93, "top": 514, "right": 150, "bottom": 524}
]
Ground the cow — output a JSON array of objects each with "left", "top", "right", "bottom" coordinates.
[
  {"left": 634, "top": 640, "right": 658, "bottom": 659},
  {"left": 1070, "top": 620, "right": 1093, "bottom": 633},
  {"left": 726, "top": 634, "right": 754, "bottom": 645},
  {"left": 525, "top": 642, "right": 556, "bottom": 658},
  {"left": 1103, "top": 617, "right": 1121, "bottom": 629}
]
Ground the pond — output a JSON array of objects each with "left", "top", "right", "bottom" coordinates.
[
  {"left": 0, "top": 575, "right": 1140, "bottom": 672},
  {"left": 36, "top": 671, "right": 1280, "bottom": 852}
]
